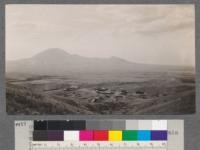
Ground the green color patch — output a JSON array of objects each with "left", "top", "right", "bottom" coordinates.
[{"left": 122, "top": 130, "right": 137, "bottom": 141}]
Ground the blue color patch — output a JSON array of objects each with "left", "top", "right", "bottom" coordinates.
[{"left": 138, "top": 130, "right": 151, "bottom": 141}]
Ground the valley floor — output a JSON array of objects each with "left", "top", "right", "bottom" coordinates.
[{"left": 6, "top": 71, "right": 195, "bottom": 115}]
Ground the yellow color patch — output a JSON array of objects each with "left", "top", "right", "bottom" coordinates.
[{"left": 108, "top": 130, "right": 122, "bottom": 141}]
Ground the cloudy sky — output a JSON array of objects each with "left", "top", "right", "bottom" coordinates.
[{"left": 6, "top": 4, "right": 195, "bottom": 66}]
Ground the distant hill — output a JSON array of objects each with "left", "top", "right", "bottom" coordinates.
[{"left": 6, "top": 48, "right": 193, "bottom": 75}]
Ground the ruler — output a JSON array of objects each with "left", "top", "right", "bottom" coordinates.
[{"left": 31, "top": 141, "right": 167, "bottom": 150}]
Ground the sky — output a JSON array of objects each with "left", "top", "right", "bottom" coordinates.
[{"left": 6, "top": 4, "right": 195, "bottom": 66}]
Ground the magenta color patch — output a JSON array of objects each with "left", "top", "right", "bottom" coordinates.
[{"left": 79, "top": 130, "right": 93, "bottom": 141}]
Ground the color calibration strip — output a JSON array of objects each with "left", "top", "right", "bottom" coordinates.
[
  {"left": 33, "top": 120, "right": 168, "bottom": 130},
  {"left": 33, "top": 130, "right": 167, "bottom": 141},
  {"left": 15, "top": 120, "right": 184, "bottom": 150},
  {"left": 33, "top": 120, "right": 167, "bottom": 141}
]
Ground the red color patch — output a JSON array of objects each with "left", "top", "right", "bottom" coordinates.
[{"left": 93, "top": 130, "right": 108, "bottom": 141}]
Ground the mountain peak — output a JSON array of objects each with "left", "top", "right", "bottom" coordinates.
[
  {"left": 6, "top": 48, "right": 156, "bottom": 75},
  {"left": 35, "top": 48, "right": 69, "bottom": 55},
  {"left": 32, "top": 48, "right": 70, "bottom": 60}
]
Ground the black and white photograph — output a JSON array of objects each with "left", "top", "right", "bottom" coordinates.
[{"left": 6, "top": 4, "right": 195, "bottom": 115}]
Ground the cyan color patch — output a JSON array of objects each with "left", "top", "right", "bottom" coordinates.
[{"left": 138, "top": 130, "right": 151, "bottom": 141}]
